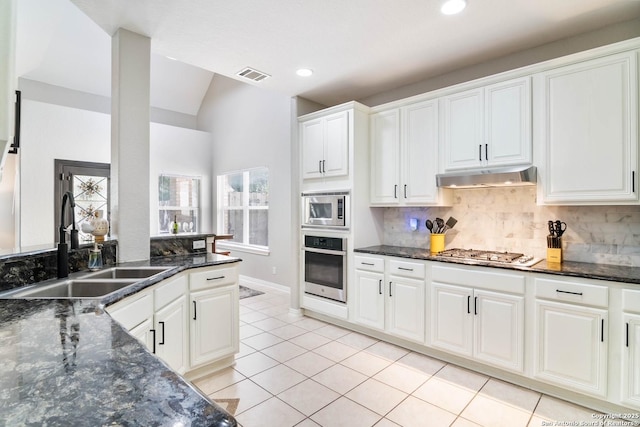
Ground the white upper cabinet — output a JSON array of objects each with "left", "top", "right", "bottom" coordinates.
[
  {"left": 535, "top": 50, "right": 638, "bottom": 204},
  {"left": 300, "top": 110, "right": 349, "bottom": 180},
  {"left": 442, "top": 76, "right": 531, "bottom": 171},
  {"left": 370, "top": 99, "right": 445, "bottom": 206},
  {"left": 0, "top": 0, "right": 17, "bottom": 176},
  {"left": 370, "top": 109, "right": 401, "bottom": 204}
]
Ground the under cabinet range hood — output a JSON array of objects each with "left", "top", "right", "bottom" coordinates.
[{"left": 436, "top": 165, "right": 537, "bottom": 188}]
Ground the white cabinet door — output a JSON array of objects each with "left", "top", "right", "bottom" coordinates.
[
  {"left": 129, "top": 317, "right": 154, "bottom": 351},
  {"left": 323, "top": 111, "right": 349, "bottom": 178},
  {"left": 387, "top": 276, "right": 425, "bottom": 343},
  {"left": 622, "top": 313, "right": 640, "bottom": 409},
  {"left": 155, "top": 295, "right": 188, "bottom": 374},
  {"left": 537, "top": 51, "right": 638, "bottom": 204},
  {"left": 430, "top": 282, "right": 473, "bottom": 356},
  {"left": 301, "top": 118, "right": 325, "bottom": 180},
  {"left": 300, "top": 110, "right": 349, "bottom": 180},
  {"left": 442, "top": 88, "right": 484, "bottom": 170},
  {"left": 474, "top": 289, "right": 524, "bottom": 372},
  {"left": 443, "top": 77, "right": 531, "bottom": 171},
  {"left": 370, "top": 109, "right": 401, "bottom": 204},
  {"left": 190, "top": 284, "right": 239, "bottom": 368},
  {"left": 401, "top": 99, "right": 439, "bottom": 204},
  {"left": 353, "top": 270, "right": 385, "bottom": 331},
  {"left": 485, "top": 77, "right": 531, "bottom": 166},
  {"left": 535, "top": 300, "right": 608, "bottom": 397}
]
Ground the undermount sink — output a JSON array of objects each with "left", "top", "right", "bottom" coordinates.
[
  {"left": 82, "top": 267, "right": 172, "bottom": 280},
  {"left": 14, "top": 279, "right": 139, "bottom": 298},
  {"left": 8, "top": 267, "right": 174, "bottom": 299}
]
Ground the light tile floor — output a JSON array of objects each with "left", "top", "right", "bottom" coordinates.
[{"left": 192, "top": 283, "right": 610, "bottom": 427}]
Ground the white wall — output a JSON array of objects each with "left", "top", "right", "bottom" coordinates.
[
  {"left": 197, "top": 74, "right": 294, "bottom": 289},
  {"left": 17, "top": 98, "right": 212, "bottom": 250},
  {"left": 360, "top": 18, "right": 640, "bottom": 107}
]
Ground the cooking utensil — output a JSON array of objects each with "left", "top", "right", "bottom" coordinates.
[
  {"left": 442, "top": 216, "right": 457, "bottom": 232},
  {"left": 548, "top": 220, "right": 555, "bottom": 237},
  {"left": 426, "top": 219, "right": 433, "bottom": 233},
  {"left": 435, "top": 218, "right": 445, "bottom": 233}
]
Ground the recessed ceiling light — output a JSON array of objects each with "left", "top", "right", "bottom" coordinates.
[
  {"left": 166, "top": 56, "right": 177, "bottom": 61},
  {"left": 296, "top": 68, "right": 313, "bottom": 77},
  {"left": 441, "top": 0, "right": 467, "bottom": 15}
]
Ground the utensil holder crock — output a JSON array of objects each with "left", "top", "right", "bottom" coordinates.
[{"left": 430, "top": 234, "right": 445, "bottom": 254}]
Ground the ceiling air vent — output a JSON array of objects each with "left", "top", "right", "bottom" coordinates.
[{"left": 236, "top": 67, "right": 271, "bottom": 82}]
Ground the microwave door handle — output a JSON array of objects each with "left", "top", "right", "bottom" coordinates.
[{"left": 304, "top": 247, "right": 346, "bottom": 256}]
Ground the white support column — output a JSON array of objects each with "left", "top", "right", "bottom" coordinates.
[{"left": 111, "top": 29, "right": 150, "bottom": 262}]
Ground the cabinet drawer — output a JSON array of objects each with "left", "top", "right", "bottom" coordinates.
[
  {"left": 154, "top": 274, "right": 187, "bottom": 310},
  {"left": 535, "top": 278, "right": 608, "bottom": 308},
  {"left": 107, "top": 291, "right": 153, "bottom": 331},
  {"left": 190, "top": 266, "right": 238, "bottom": 291},
  {"left": 388, "top": 259, "right": 425, "bottom": 279},
  {"left": 354, "top": 256, "right": 384, "bottom": 273},
  {"left": 432, "top": 265, "right": 525, "bottom": 294},
  {"left": 622, "top": 289, "right": 640, "bottom": 313}
]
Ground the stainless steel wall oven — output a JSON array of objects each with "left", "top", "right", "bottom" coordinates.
[{"left": 303, "top": 235, "right": 347, "bottom": 303}]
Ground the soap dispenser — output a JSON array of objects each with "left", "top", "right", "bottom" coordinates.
[{"left": 88, "top": 243, "right": 103, "bottom": 271}]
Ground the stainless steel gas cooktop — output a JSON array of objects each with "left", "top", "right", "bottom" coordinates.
[{"left": 435, "top": 248, "right": 541, "bottom": 267}]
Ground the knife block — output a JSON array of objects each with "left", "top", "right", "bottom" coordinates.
[
  {"left": 430, "top": 234, "right": 445, "bottom": 254},
  {"left": 547, "top": 248, "right": 562, "bottom": 263}
]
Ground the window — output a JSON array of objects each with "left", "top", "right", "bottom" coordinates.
[
  {"left": 217, "top": 167, "right": 269, "bottom": 253},
  {"left": 158, "top": 174, "right": 200, "bottom": 234}
]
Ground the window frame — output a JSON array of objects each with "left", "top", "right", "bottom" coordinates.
[
  {"left": 157, "top": 174, "right": 201, "bottom": 234},
  {"left": 216, "top": 167, "right": 269, "bottom": 255}
]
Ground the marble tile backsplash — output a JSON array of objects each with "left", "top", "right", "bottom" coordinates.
[{"left": 383, "top": 187, "right": 640, "bottom": 267}]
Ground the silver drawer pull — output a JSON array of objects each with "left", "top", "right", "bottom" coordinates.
[
  {"left": 361, "top": 262, "right": 375, "bottom": 266},
  {"left": 398, "top": 267, "right": 414, "bottom": 271},
  {"left": 207, "top": 276, "right": 225, "bottom": 281},
  {"left": 556, "top": 289, "right": 583, "bottom": 296}
]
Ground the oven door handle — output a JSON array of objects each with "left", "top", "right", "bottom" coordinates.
[{"left": 304, "top": 247, "right": 346, "bottom": 256}]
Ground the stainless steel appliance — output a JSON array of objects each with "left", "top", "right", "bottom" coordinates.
[
  {"left": 302, "top": 192, "right": 349, "bottom": 229},
  {"left": 303, "top": 235, "right": 347, "bottom": 303},
  {"left": 435, "top": 248, "right": 540, "bottom": 267}
]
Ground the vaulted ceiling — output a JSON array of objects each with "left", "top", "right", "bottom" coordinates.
[{"left": 16, "top": 0, "right": 640, "bottom": 113}]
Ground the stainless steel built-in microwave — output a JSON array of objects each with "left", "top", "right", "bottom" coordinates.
[{"left": 302, "top": 192, "right": 350, "bottom": 229}]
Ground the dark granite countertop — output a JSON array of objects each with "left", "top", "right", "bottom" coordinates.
[
  {"left": 355, "top": 245, "right": 640, "bottom": 285},
  {"left": 0, "top": 253, "right": 241, "bottom": 426}
]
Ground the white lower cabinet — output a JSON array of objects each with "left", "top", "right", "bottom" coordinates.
[
  {"left": 107, "top": 289, "right": 154, "bottom": 350},
  {"left": 129, "top": 317, "right": 154, "bottom": 350},
  {"left": 386, "top": 275, "right": 425, "bottom": 342},
  {"left": 430, "top": 282, "right": 524, "bottom": 373},
  {"left": 352, "top": 256, "right": 425, "bottom": 343},
  {"left": 430, "top": 265, "right": 525, "bottom": 373},
  {"left": 534, "top": 278, "right": 608, "bottom": 398},
  {"left": 107, "top": 263, "right": 239, "bottom": 375},
  {"left": 622, "top": 289, "right": 640, "bottom": 409},
  {"left": 189, "top": 266, "right": 239, "bottom": 369}
]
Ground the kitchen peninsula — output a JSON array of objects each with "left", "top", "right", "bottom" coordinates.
[{"left": 0, "top": 251, "right": 241, "bottom": 426}]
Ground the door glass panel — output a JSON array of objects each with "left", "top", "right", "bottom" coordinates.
[{"left": 73, "top": 175, "right": 108, "bottom": 242}]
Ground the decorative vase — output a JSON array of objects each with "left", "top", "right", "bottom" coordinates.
[{"left": 91, "top": 210, "right": 109, "bottom": 243}]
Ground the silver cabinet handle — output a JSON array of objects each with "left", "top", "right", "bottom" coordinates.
[
  {"left": 398, "top": 267, "right": 413, "bottom": 271},
  {"left": 207, "top": 276, "right": 225, "bottom": 281}
]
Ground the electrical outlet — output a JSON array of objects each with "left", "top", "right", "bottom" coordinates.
[
  {"left": 193, "top": 240, "right": 206, "bottom": 250},
  {"left": 272, "top": 266, "right": 277, "bottom": 275}
]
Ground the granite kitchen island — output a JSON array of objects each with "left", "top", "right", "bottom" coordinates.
[{"left": 0, "top": 253, "right": 240, "bottom": 426}]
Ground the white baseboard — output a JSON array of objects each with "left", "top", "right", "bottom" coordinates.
[{"left": 239, "top": 275, "right": 290, "bottom": 294}]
